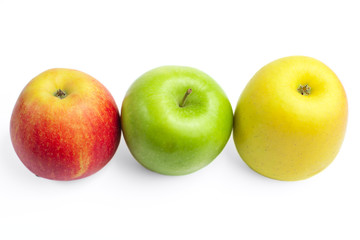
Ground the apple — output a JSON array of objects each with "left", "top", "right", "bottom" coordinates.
[
  {"left": 121, "top": 66, "right": 233, "bottom": 175},
  {"left": 10, "top": 68, "right": 121, "bottom": 180},
  {"left": 233, "top": 56, "right": 348, "bottom": 181}
]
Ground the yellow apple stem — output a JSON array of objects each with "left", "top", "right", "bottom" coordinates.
[
  {"left": 55, "top": 89, "right": 67, "bottom": 99},
  {"left": 180, "top": 88, "right": 192, "bottom": 107},
  {"left": 297, "top": 84, "right": 311, "bottom": 96}
]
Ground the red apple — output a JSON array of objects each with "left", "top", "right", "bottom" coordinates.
[{"left": 10, "top": 68, "right": 121, "bottom": 180}]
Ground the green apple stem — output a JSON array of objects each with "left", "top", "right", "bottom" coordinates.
[
  {"left": 180, "top": 88, "right": 192, "bottom": 107},
  {"left": 55, "top": 89, "right": 67, "bottom": 99},
  {"left": 297, "top": 84, "right": 311, "bottom": 96}
]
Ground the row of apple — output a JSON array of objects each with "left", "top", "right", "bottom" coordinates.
[{"left": 10, "top": 56, "right": 348, "bottom": 181}]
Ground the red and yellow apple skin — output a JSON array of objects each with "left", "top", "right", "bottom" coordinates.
[{"left": 10, "top": 68, "right": 121, "bottom": 180}]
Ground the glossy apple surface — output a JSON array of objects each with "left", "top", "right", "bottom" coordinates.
[
  {"left": 121, "top": 66, "right": 233, "bottom": 175},
  {"left": 233, "top": 56, "right": 348, "bottom": 181},
  {"left": 10, "top": 68, "right": 121, "bottom": 180}
]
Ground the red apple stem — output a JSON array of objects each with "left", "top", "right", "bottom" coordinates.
[
  {"left": 180, "top": 88, "right": 192, "bottom": 107},
  {"left": 55, "top": 89, "right": 67, "bottom": 99}
]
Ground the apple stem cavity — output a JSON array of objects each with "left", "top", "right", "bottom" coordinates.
[
  {"left": 55, "top": 89, "right": 67, "bottom": 99},
  {"left": 180, "top": 88, "right": 192, "bottom": 107},
  {"left": 297, "top": 84, "right": 311, "bottom": 96}
]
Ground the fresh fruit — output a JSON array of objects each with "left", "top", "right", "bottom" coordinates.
[
  {"left": 10, "top": 68, "right": 121, "bottom": 180},
  {"left": 121, "top": 66, "right": 233, "bottom": 175},
  {"left": 233, "top": 56, "right": 348, "bottom": 181}
]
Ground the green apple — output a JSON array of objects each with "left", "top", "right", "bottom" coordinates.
[
  {"left": 233, "top": 56, "right": 348, "bottom": 181},
  {"left": 121, "top": 66, "right": 233, "bottom": 175}
]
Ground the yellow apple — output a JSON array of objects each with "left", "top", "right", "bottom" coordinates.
[{"left": 233, "top": 56, "right": 348, "bottom": 181}]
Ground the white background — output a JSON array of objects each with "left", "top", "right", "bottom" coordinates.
[{"left": 0, "top": 0, "right": 359, "bottom": 239}]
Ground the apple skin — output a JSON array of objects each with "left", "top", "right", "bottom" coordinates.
[
  {"left": 121, "top": 66, "right": 233, "bottom": 175},
  {"left": 10, "top": 68, "right": 121, "bottom": 180},
  {"left": 233, "top": 56, "right": 348, "bottom": 181}
]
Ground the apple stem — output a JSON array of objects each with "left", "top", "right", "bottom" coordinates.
[
  {"left": 55, "top": 89, "right": 67, "bottom": 99},
  {"left": 297, "top": 84, "right": 311, "bottom": 96},
  {"left": 180, "top": 88, "right": 192, "bottom": 107}
]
